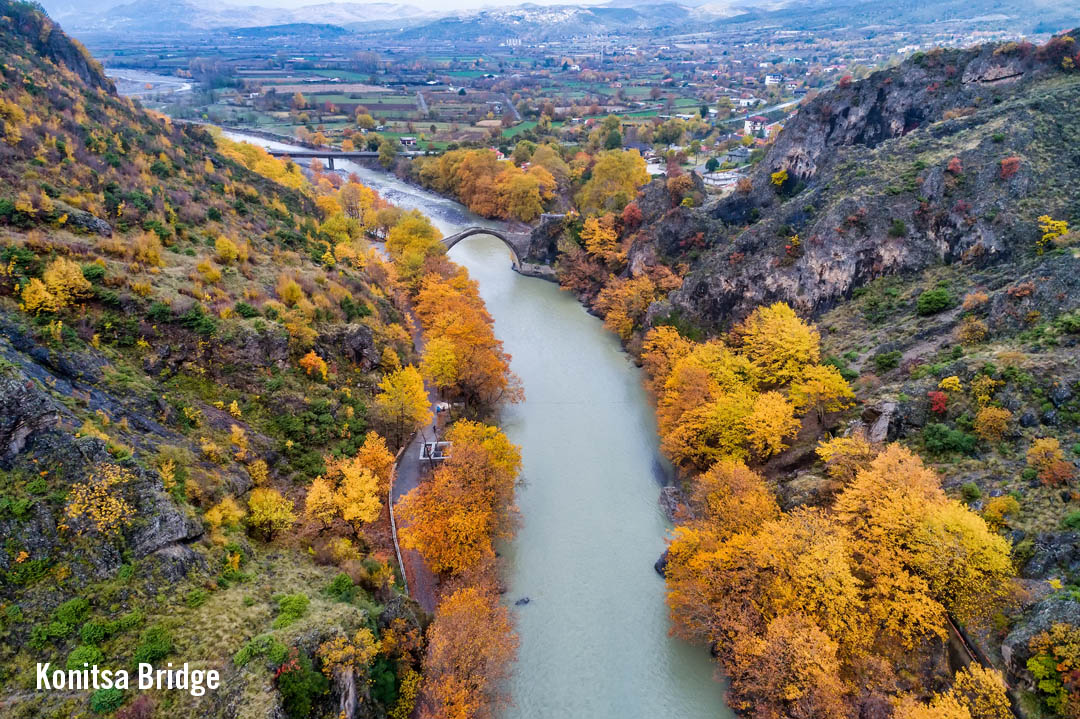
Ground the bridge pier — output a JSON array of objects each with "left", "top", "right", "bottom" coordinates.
[{"left": 327, "top": 157, "right": 335, "bottom": 171}]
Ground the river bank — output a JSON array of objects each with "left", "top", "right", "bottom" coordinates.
[{"left": 222, "top": 129, "right": 733, "bottom": 719}]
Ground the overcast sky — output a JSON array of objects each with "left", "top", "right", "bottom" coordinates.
[{"left": 65, "top": 0, "right": 612, "bottom": 10}]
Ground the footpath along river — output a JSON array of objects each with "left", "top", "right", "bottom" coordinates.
[{"left": 224, "top": 131, "right": 733, "bottom": 719}]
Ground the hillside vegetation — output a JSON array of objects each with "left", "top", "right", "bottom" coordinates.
[
  {"left": 0, "top": 3, "right": 521, "bottom": 718},
  {"left": 524, "top": 28, "right": 1080, "bottom": 719}
]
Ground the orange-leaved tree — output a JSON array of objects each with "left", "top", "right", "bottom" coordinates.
[
  {"left": 397, "top": 421, "right": 521, "bottom": 576},
  {"left": 417, "top": 586, "right": 518, "bottom": 719}
]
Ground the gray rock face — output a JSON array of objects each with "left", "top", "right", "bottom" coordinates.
[
  {"left": 658, "top": 485, "right": 685, "bottom": 523},
  {"left": 767, "top": 44, "right": 1042, "bottom": 183},
  {"left": 54, "top": 201, "right": 113, "bottom": 236},
  {"left": 522, "top": 213, "right": 567, "bottom": 265},
  {"left": 1049, "top": 384, "right": 1074, "bottom": 408},
  {"left": 0, "top": 374, "right": 64, "bottom": 462},
  {"left": 7, "top": 6, "right": 114, "bottom": 91},
  {"left": 0, "top": 431, "right": 203, "bottom": 585},
  {"left": 1001, "top": 599, "right": 1080, "bottom": 687},
  {"left": 864, "top": 402, "right": 899, "bottom": 444},
  {"left": 0, "top": 325, "right": 203, "bottom": 588},
  {"left": 225, "top": 325, "right": 291, "bottom": 371},
  {"left": 316, "top": 323, "right": 377, "bottom": 372},
  {"left": 1020, "top": 531, "right": 1080, "bottom": 580},
  {"left": 654, "top": 35, "right": 1079, "bottom": 332}
]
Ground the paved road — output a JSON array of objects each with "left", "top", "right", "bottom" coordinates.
[{"left": 388, "top": 303, "right": 443, "bottom": 615}]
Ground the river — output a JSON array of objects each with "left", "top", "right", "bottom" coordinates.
[
  {"left": 106, "top": 68, "right": 193, "bottom": 98},
  {"left": 223, "top": 131, "right": 733, "bottom": 719}
]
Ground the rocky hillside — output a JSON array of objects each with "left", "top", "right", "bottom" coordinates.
[
  {"left": 626, "top": 30, "right": 1080, "bottom": 717},
  {"left": 0, "top": 3, "right": 426, "bottom": 717},
  {"left": 652, "top": 32, "right": 1080, "bottom": 329}
]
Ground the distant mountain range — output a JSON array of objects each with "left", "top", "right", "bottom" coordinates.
[
  {"left": 38, "top": 0, "right": 1080, "bottom": 37},
  {"left": 40, "top": 0, "right": 440, "bottom": 32},
  {"left": 43, "top": 0, "right": 789, "bottom": 35}
]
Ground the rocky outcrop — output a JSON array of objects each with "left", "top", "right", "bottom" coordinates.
[
  {"left": 1020, "top": 531, "right": 1080, "bottom": 580},
  {"left": 0, "top": 427, "right": 202, "bottom": 587},
  {"left": 0, "top": 313, "right": 203, "bottom": 590},
  {"left": 0, "top": 374, "right": 63, "bottom": 462},
  {"left": 316, "top": 323, "right": 378, "bottom": 372},
  {"left": 54, "top": 201, "right": 113, "bottom": 237},
  {"left": 653, "top": 32, "right": 1080, "bottom": 332},
  {"left": 1001, "top": 599, "right": 1080, "bottom": 688},
  {"left": 848, "top": 402, "right": 901, "bottom": 444},
  {"left": 521, "top": 213, "right": 567, "bottom": 265}
]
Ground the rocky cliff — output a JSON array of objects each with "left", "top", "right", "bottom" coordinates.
[{"left": 651, "top": 31, "right": 1080, "bottom": 332}]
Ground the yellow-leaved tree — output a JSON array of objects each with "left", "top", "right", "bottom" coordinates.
[
  {"left": 375, "top": 365, "right": 432, "bottom": 448},
  {"left": 304, "top": 476, "right": 338, "bottom": 527},
  {"left": 735, "top": 302, "right": 820, "bottom": 384},
  {"left": 247, "top": 488, "right": 296, "bottom": 540},
  {"left": 789, "top": 364, "right": 855, "bottom": 421},
  {"left": 21, "top": 256, "right": 92, "bottom": 314}
]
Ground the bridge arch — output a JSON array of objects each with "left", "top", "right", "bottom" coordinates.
[{"left": 441, "top": 227, "right": 527, "bottom": 268}]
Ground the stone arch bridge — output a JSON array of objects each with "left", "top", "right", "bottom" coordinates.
[{"left": 440, "top": 226, "right": 534, "bottom": 268}]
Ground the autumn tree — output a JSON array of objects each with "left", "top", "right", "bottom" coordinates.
[
  {"left": 730, "top": 613, "right": 852, "bottom": 719},
  {"left": 318, "top": 628, "right": 381, "bottom": 718},
  {"left": 413, "top": 270, "right": 521, "bottom": 411},
  {"left": 815, "top": 432, "right": 878, "bottom": 486},
  {"left": 374, "top": 365, "right": 432, "bottom": 448},
  {"left": 333, "top": 461, "right": 382, "bottom": 529},
  {"left": 418, "top": 586, "right": 518, "bottom": 719},
  {"left": 421, "top": 334, "right": 461, "bottom": 392},
  {"left": 735, "top": 302, "right": 821, "bottom": 385},
  {"left": 688, "top": 460, "right": 779, "bottom": 536},
  {"left": 896, "top": 664, "right": 1011, "bottom": 719},
  {"left": 63, "top": 463, "right": 136, "bottom": 538},
  {"left": 385, "top": 211, "right": 445, "bottom": 288},
  {"left": 789, "top": 364, "right": 855, "bottom": 421},
  {"left": 835, "top": 445, "right": 1012, "bottom": 640},
  {"left": 355, "top": 431, "right": 395, "bottom": 491},
  {"left": 593, "top": 275, "right": 655, "bottom": 339},
  {"left": 248, "top": 488, "right": 296, "bottom": 540},
  {"left": 397, "top": 466, "right": 497, "bottom": 574},
  {"left": 305, "top": 476, "right": 338, "bottom": 527},
  {"left": 22, "top": 256, "right": 92, "bottom": 314},
  {"left": 973, "top": 407, "right": 1012, "bottom": 442},
  {"left": 576, "top": 149, "right": 649, "bottom": 214},
  {"left": 948, "top": 664, "right": 1012, "bottom": 719},
  {"left": 1027, "top": 437, "right": 1074, "bottom": 485},
  {"left": 397, "top": 421, "right": 520, "bottom": 575},
  {"left": 529, "top": 143, "right": 570, "bottom": 185},
  {"left": 744, "top": 391, "right": 800, "bottom": 458},
  {"left": 641, "top": 325, "right": 694, "bottom": 393},
  {"left": 580, "top": 214, "right": 625, "bottom": 268}
]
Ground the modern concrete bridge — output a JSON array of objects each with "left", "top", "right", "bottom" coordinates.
[{"left": 266, "top": 148, "right": 427, "bottom": 170}]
